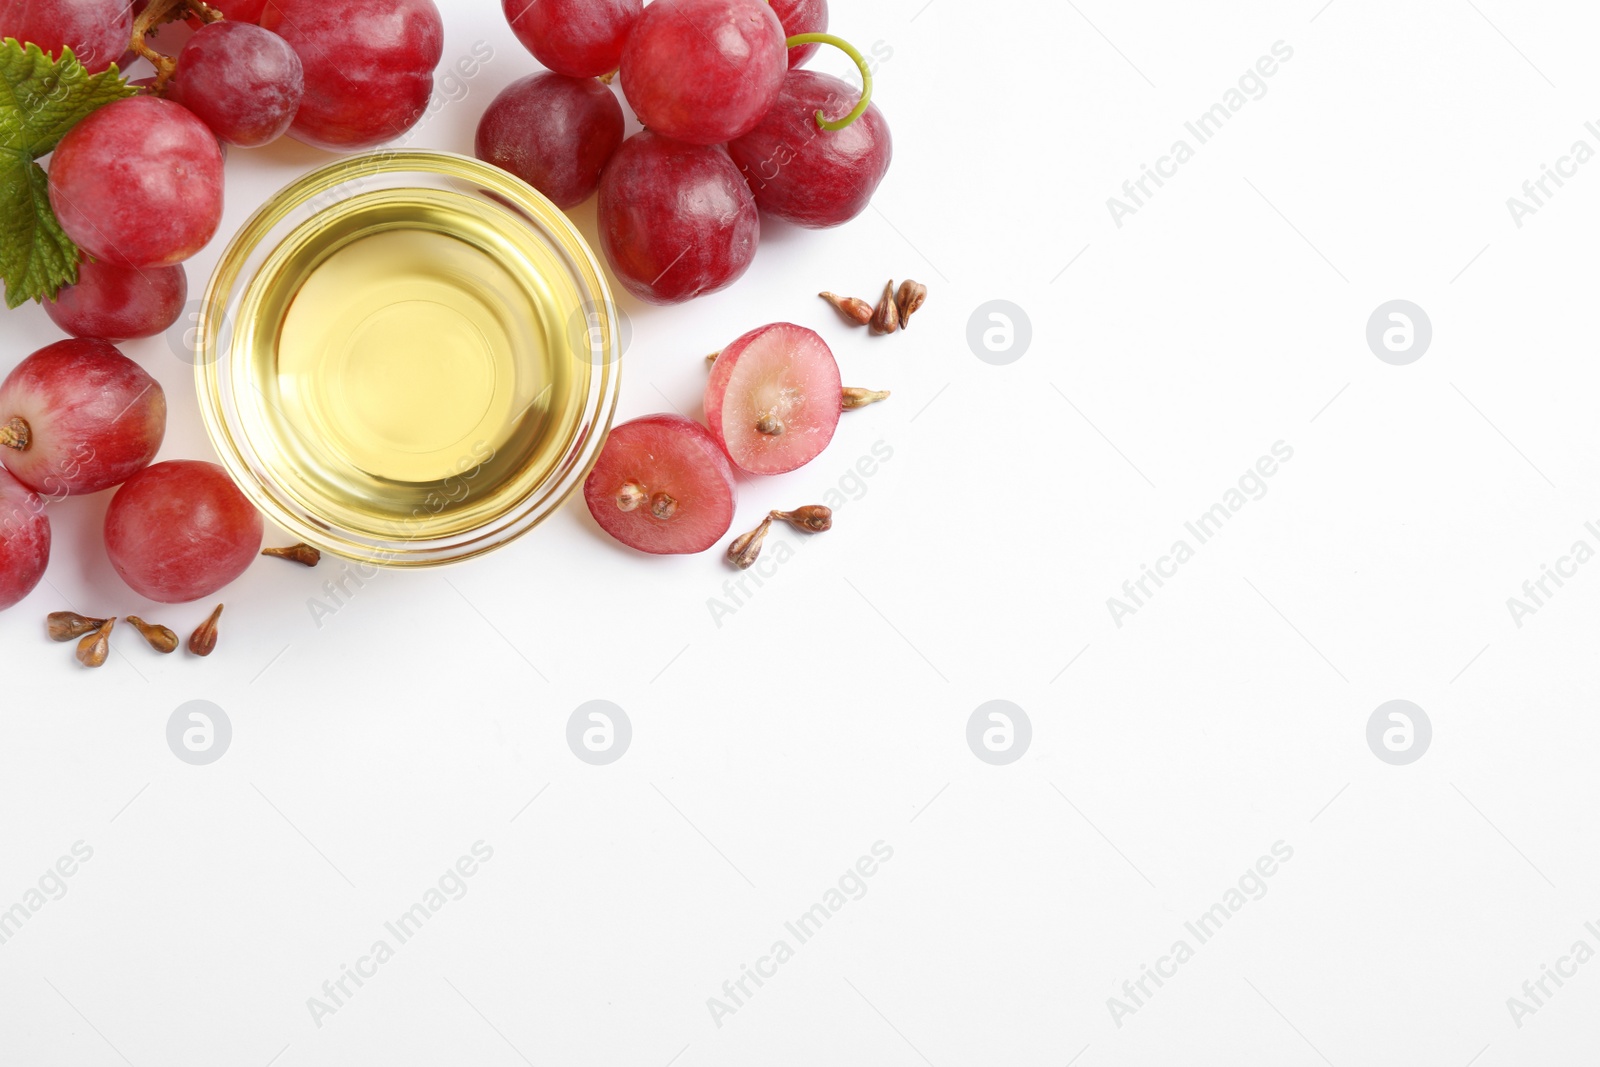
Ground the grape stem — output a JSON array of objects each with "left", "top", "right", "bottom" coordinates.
[
  {"left": 784, "top": 33, "right": 873, "bottom": 131},
  {"left": 129, "top": 0, "right": 224, "bottom": 91},
  {"left": 0, "top": 417, "right": 29, "bottom": 452}
]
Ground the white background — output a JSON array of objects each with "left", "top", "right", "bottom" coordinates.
[{"left": 4, "top": 0, "right": 1600, "bottom": 1063}]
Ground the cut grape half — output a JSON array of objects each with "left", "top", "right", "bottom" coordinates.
[
  {"left": 704, "top": 323, "right": 840, "bottom": 475},
  {"left": 583, "top": 414, "right": 737, "bottom": 555}
]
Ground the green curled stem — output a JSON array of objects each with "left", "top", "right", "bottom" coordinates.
[{"left": 783, "top": 33, "right": 872, "bottom": 131}]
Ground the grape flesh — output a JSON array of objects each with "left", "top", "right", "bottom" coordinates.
[
  {"left": 0, "top": 0, "right": 132, "bottom": 73},
  {"left": 583, "top": 414, "right": 737, "bottom": 555},
  {"left": 618, "top": 0, "right": 787, "bottom": 145},
  {"left": 475, "top": 73, "right": 623, "bottom": 209},
  {"left": 704, "top": 323, "right": 840, "bottom": 474},
  {"left": 769, "top": 0, "right": 828, "bottom": 65},
  {"left": 598, "top": 132, "right": 759, "bottom": 304},
  {"left": 0, "top": 339, "right": 167, "bottom": 496},
  {"left": 45, "top": 258, "right": 186, "bottom": 341},
  {"left": 727, "top": 69, "right": 891, "bottom": 228},
  {"left": 104, "top": 460, "right": 263, "bottom": 603},
  {"left": 167, "top": 21, "right": 303, "bottom": 147},
  {"left": 261, "top": 0, "right": 443, "bottom": 152},
  {"left": 48, "top": 96, "right": 224, "bottom": 268},
  {"left": 502, "top": 0, "right": 640, "bottom": 78},
  {"left": 0, "top": 467, "right": 49, "bottom": 613}
]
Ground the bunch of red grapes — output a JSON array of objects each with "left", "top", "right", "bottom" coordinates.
[{"left": 480, "top": 0, "right": 893, "bottom": 303}]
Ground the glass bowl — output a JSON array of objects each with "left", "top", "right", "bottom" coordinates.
[{"left": 193, "top": 150, "right": 621, "bottom": 567}]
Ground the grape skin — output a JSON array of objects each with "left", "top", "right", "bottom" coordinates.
[
  {"left": 45, "top": 258, "right": 186, "bottom": 341},
  {"left": 0, "top": 0, "right": 132, "bottom": 73},
  {"left": 618, "top": 0, "right": 788, "bottom": 146},
  {"left": 475, "top": 73, "right": 624, "bottom": 209},
  {"left": 598, "top": 132, "right": 760, "bottom": 305},
  {"left": 104, "top": 460, "right": 263, "bottom": 604},
  {"left": 0, "top": 467, "right": 49, "bottom": 613},
  {"left": 502, "top": 0, "right": 640, "bottom": 78},
  {"left": 261, "top": 0, "right": 443, "bottom": 152},
  {"left": 48, "top": 96, "right": 225, "bottom": 268},
  {"left": 167, "top": 22, "right": 304, "bottom": 147},
  {"left": 769, "top": 0, "right": 828, "bottom": 66}
]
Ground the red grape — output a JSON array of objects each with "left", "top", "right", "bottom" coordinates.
[
  {"left": 193, "top": 0, "right": 266, "bottom": 23},
  {"left": 166, "top": 21, "right": 303, "bottom": 147},
  {"left": 0, "top": 0, "right": 132, "bottom": 73},
  {"left": 104, "top": 460, "right": 263, "bottom": 603},
  {"left": 502, "top": 0, "right": 640, "bottom": 78},
  {"left": 598, "top": 132, "right": 759, "bottom": 304},
  {"left": 475, "top": 73, "right": 623, "bottom": 210},
  {"left": 704, "top": 323, "right": 840, "bottom": 474},
  {"left": 48, "top": 96, "right": 224, "bottom": 268},
  {"left": 0, "top": 467, "right": 49, "bottom": 612},
  {"left": 618, "top": 0, "right": 787, "bottom": 145},
  {"left": 44, "top": 258, "right": 187, "bottom": 341},
  {"left": 769, "top": 0, "right": 828, "bottom": 65},
  {"left": 261, "top": 0, "right": 443, "bottom": 152},
  {"left": 0, "top": 339, "right": 167, "bottom": 496},
  {"left": 584, "top": 414, "right": 736, "bottom": 555},
  {"left": 727, "top": 70, "right": 891, "bottom": 228}
]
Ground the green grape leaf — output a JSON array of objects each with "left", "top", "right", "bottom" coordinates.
[{"left": 0, "top": 39, "right": 136, "bottom": 308}]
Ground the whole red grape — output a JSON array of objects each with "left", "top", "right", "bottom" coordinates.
[
  {"left": 0, "top": 0, "right": 132, "bottom": 73},
  {"left": 598, "top": 132, "right": 760, "bottom": 304},
  {"left": 502, "top": 0, "right": 640, "bottom": 78},
  {"left": 618, "top": 0, "right": 787, "bottom": 145},
  {"left": 194, "top": 0, "right": 267, "bottom": 23},
  {"left": 475, "top": 73, "right": 624, "bottom": 209},
  {"left": 769, "top": 0, "right": 828, "bottom": 65},
  {"left": 167, "top": 21, "right": 304, "bottom": 147},
  {"left": 261, "top": 0, "right": 443, "bottom": 152},
  {"left": 0, "top": 467, "right": 49, "bottom": 613},
  {"left": 104, "top": 460, "right": 263, "bottom": 603},
  {"left": 48, "top": 96, "right": 225, "bottom": 268},
  {"left": 727, "top": 70, "right": 891, "bottom": 228},
  {"left": 0, "top": 339, "right": 167, "bottom": 497},
  {"left": 45, "top": 258, "right": 187, "bottom": 341}
]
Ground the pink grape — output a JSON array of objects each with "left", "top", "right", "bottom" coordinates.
[
  {"left": 166, "top": 21, "right": 303, "bottom": 147},
  {"left": 261, "top": 0, "right": 443, "bottom": 151},
  {"left": 48, "top": 96, "right": 224, "bottom": 268},
  {"left": 189, "top": 0, "right": 267, "bottom": 24},
  {"left": 0, "top": 467, "right": 49, "bottom": 613},
  {"left": 44, "top": 258, "right": 187, "bottom": 341},
  {"left": 475, "top": 73, "right": 623, "bottom": 209},
  {"left": 769, "top": 0, "right": 828, "bottom": 65},
  {"left": 583, "top": 414, "right": 736, "bottom": 555},
  {"left": 727, "top": 70, "right": 891, "bottom": 228},
  {"left": 704, "top": 323, "right": 840, "bottom": 474},
  {"left": 0, "top": 339, "right": 167, "bottom": 496},
  {"left": 0, "top": 0, "right": 132, "bottom": 73},
  {"left": 598, "top": 132, "right": 759, "bottom": 304},
  {"left": 104, "top": 460, "right": 263, "bottom": 603},
  {"left": 502, "top": 0, "right": 640, "bottom": 78},
  {"left": 618, "top": 0, "right": 787, "bottom": 145}
]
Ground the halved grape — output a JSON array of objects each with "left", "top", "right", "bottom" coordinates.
[
  {"left": 502, "top": 0, "right": 640, "bottom": 78},
  {"left": 583, "top": 414, "right": 737, "bottom": 554},
  {"left": 0, "top": 467, "right": 49, "bottom": 612},
  {"left": 475, "top": 73, "right": 623, "bottom": 209},
  {"left": 727, "top": 69, "right": 891, "bottom": 228},
  {"left": 770, "top": 0, "right": 828, "bottom": 65},
  {"left": 48, "top": 96, "right": 225, "bottom": 268},
  {"left": 598, "top": 132, "right": 759, "bottom": 304},
  {"left": 104, "top": 460, "right": 263, "bottom": 603},
  {"left": 704, "top": 323, "right": 840, "bottom": 474},
  {"left": 167, "top": 21, "right": 304, "bottom": 147},
  {"left": 618, "top": 0, "right": 786, "bottom": 145},
  {"left": 0, "top": 339, "right": 166, "bottom": 496},
  {"left": 261, "top": 0, "right": 443, "bottom": 151},
  {"left": 0, "top": 0, "right": 132, "bottom": 73},
  {"left": 44, "top": 258, "right": 187, "bottom": 341}
]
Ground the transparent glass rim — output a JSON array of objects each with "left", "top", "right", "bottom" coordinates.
[{"left": 194, "top": 149, "right": 621, "bottom": 568}]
